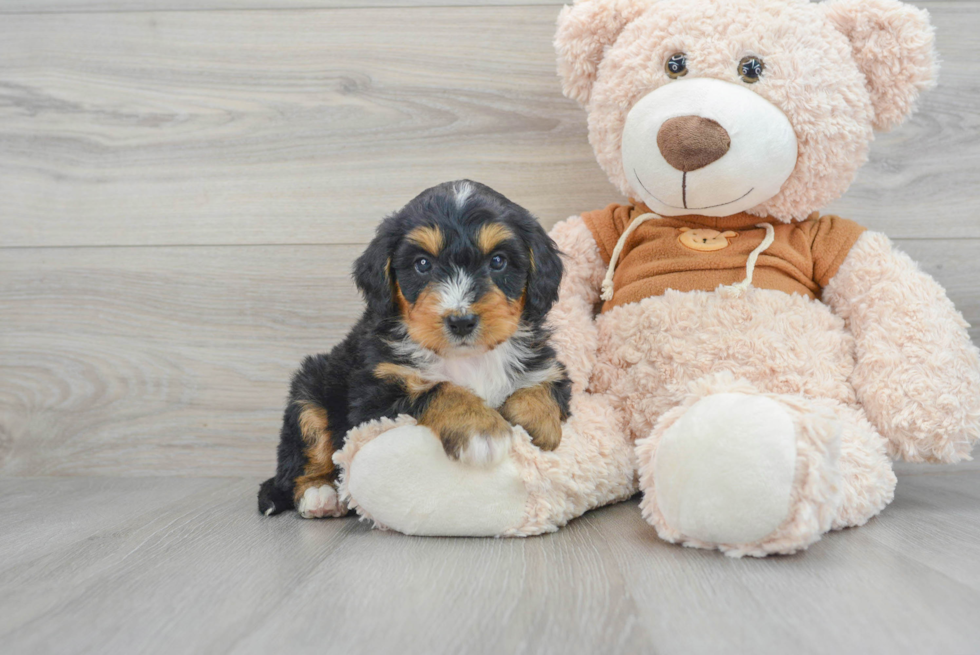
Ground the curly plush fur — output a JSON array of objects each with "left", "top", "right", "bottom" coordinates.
[{"left": 823, "top": 232, "right": 980, "bottom": 463}]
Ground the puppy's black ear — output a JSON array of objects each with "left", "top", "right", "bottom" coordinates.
[
  {"left": 519, "top": 214, "right": 564, "bottom": 324},
  {"left": 353, "top": 218, "right": 399, "bottom": 316}
]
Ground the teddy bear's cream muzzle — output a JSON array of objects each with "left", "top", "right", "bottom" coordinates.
[{"left": 622, "top": 77, "right": 798, "bottom": 217}]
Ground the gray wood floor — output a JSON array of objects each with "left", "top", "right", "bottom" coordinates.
[{"left": 1, "top": 471, "right": 979, "bottom": 655}]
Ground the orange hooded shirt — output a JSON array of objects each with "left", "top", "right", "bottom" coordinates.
[{"left": 582, "top": 201, "right": 866, "bottom": 312}]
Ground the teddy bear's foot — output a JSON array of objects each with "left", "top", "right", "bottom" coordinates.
[
  {"left": 342, "top": 423, "right": 529, "bottom": 537},
  {"left": 637, "top": 377, "right": 843, "bottom": 557},
  {"left": 333, "top": 392, "right": 637, "bottom": 538}
]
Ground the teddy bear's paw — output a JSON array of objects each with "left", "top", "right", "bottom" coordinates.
[
  {"left": 639, "top": 390, "right": 843, "bottom": 556},
  {"left": 344, "top": 424, "right": 529, "bottom": 537},
  {"left": 646, "top": 394, "right": 798, "bottom": 545},
  {"left": 456, "top": 431, "right": 513, "bottom": 468},
  {"left": 297, "top": 485, "right": 347, "bottom": 519}
]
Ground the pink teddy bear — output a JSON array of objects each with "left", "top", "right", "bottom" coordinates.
[{"left": 336, "top": 0, "right": 980, "bottom": 556}]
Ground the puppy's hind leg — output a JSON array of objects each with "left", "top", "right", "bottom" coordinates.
[
  {"left": 261, "top": 344, "right": 358, "bottom": 518},
  {"left": 291, "top": 400, "right": 348, "bottom": 519},
  {"left": 257, "top": 411, "right": 305, "bottom": 516},
  {"left": 258, "top": 400, "right": 347, "bottom": 518},
  {"left": 257, "top": 407, "right": 308, "bottom": 517}
]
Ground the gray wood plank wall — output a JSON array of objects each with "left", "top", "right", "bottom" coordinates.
[{"left": 1, "top": 1, "right": 978, "bottom": 477}]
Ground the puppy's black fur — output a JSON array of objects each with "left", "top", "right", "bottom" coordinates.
[{"left": 258, "top": 181, "right": 571, "bottom": 517}]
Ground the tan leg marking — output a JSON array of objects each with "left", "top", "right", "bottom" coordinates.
[
  {"left": 499, "top": 382, "right": 564, "bottom": 451},
  {"left": 293, "top": 401, "right": 337, "bottom": 504},
  {"left": 420, "top": 383, "right": 511, "bottom": 461},
  {"left": 374, "top": 362, "right": 439, "bottom": 400}
]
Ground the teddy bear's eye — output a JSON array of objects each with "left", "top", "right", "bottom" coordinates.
[
  {"left": 665, "top": 53, "right": 688, "bottom": 79},
  {"left": 739, "top": 56, "right": 765, "bottom": 83}
]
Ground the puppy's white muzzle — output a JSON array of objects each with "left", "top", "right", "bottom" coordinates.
[{"left": 622, "top": 77, "right": 798, "bottom": 216}]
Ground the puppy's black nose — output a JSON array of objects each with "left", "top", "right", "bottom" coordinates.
[{"left": 446, "top": 314, "right": 478, "bottom": 337}]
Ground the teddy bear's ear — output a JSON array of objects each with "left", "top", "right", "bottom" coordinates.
[
  {"left": 555, "top": 0, "right": 653, "bottom": 105},
  {"left": 823, "top": 0, "right": 938, "bottom": 132}
]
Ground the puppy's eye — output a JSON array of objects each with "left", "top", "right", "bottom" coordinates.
[
  {"left": 414, "top": 257, "right": 432, "bottom": 274},
  {"left": 739, "top": 56, "right": 764, "bottom": 83},
  {"left": 489, "top": 254, "right": 507, "bottom": 272},
  {"left": 665, "top": 53, "right": 688, "bottom": 79}
]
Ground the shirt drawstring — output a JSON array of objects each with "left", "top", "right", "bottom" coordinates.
[
  {"left": 600, "top": 212, "right": 662, "bottom": 301},
  {"left": 732, "top": 222, "right": 776, "bottom": 293},
  {"left": 599, "top": 215, "right": 777, "bottom": 302}
]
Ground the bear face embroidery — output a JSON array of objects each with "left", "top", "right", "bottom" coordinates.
[{"left": 677, "top": 227, "right": 738, "bottom": 252}]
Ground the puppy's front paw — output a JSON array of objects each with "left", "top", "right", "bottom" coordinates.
[
  {"left": 456, "top": 431, "right": 513, "bottom": 467},
  {"left": 500, "top": 385, "right": 563, "bottom": 451},
  {"left": 421, "top": 384, "right": 513, "bottom": 467},
  {"left": 297, "top": 485, "right": 346, "bottom": 519},
  {"left": 517, "top": 415, "right": 562, "bottom": 452},
  {"left": 439, "top": 414, "right": 513, "bottom": 468}
]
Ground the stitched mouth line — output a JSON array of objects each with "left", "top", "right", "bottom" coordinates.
[{"left": 634, "top": 168, "right": 754, "bottom": 211}]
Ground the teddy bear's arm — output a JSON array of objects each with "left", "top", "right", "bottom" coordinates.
[
  {"left": 823, "top": 231, "right": 980, "bottom": 463},
  {"left": 546, "top": 216, "right": 607, "bottom": 393}
]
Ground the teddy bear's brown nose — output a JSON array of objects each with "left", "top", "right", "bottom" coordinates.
[{"left": 657, "top": 116, "right": 731, "bottom": 172}]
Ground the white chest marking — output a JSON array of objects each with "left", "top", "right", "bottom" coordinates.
[
  {"left": 391, "top": 333, "right": 554, "bottom": 408},
  {"left": 427, "top": 343, "right": 524, "bottom": 408}
]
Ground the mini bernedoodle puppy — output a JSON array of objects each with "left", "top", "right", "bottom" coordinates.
[{"left": 258, "top": 181, "right": 572, "bottom": 519}]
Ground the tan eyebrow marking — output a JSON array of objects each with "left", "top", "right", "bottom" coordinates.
[
  {"left": 477, "top": 222, "right": 514, "bottom": 254},
  {"left": 407, "top": 225, "right": 445, "bottom": 255}
]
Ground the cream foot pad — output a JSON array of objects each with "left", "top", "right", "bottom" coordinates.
[{"left": 344, "top": 424, "right": 529, "bottom": 537}]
